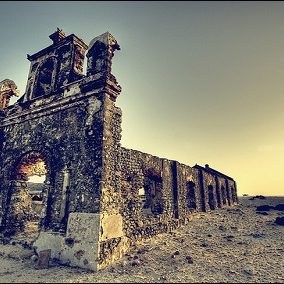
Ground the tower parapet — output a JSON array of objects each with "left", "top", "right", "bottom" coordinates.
[{"left": 83, "top": 32, "right": 121, "bottom": 101}]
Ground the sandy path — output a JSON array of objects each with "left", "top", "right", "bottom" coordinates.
[{"left": 0, "top": 197, "right": 283, "bottom": 283}]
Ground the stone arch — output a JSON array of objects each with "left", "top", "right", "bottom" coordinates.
[
  {"left": 3, "top": 150, "right": 52, "bottom": 240},
  {"left": 142, "top": 168, "right": 163, "bottom": 215},
  {"left": 187, "top": 181, "right": 197, "bottom": 211},
  {"left": 32, "top": 57, "right": 58, "bottom": 99},
  {"left": 208, "top": 185, "right": 215, "bottom": 210}
]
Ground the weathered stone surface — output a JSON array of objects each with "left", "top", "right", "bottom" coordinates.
[
  {"left": 0, "top": 29, "right": 238, "bottom": 272},
  {"left": 33, "top": 231, "right": 64, "bottom": 259},
  {"left": 100, "top": 213, "right": 124, "bottom": 241},
  {"left": 61, "top": 213, "right": 100, "bottom": 271},
  {"left": 0, "top": 79, "right": 19, "bottom": 111}
]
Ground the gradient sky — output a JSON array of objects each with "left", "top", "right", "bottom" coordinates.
[{"left": 1, "top": 1, "right": 284, "bottom": 196}]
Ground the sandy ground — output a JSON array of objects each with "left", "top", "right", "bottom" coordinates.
[{"left": 0, "top": 196, "right": 283, "bottom": 283}]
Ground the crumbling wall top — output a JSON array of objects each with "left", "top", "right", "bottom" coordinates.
[
  {"left": 88, "top": 32, "right": 120, "bottom": 52},
  {"left": 0, "top": 79, "right": 19, "bottom": 111}
]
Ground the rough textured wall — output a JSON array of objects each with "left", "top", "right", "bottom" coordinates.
[
  {"left": 175, "top": 162, "right": 201, "bottom": 217},
  {"left": 0, "top": 94, "right": 105, "bottom": 234},
  {"left": 119, "top": 149, "right": 238, "bottom": 246},
  {"left": 120, "top": 148, "right": 179, "bottom": 242},
  {"left": 0, "top": 29, "right": 239, "bottom": 271}
]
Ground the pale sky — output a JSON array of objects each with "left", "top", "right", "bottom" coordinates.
[{"left": 1, "top": 1, "right": 284, "bottom": 196}]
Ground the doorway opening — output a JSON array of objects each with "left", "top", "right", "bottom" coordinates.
[
  {"left": 208, "top": 185, "right": 215, "bottom": 210},
  {"left": 8, "top": 151, "right": 49, "bottom": 241},
  {"left": 187, "top": 181, "right": 197, "bottom": 211}
]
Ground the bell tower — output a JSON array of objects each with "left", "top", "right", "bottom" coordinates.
[{"left": 22, "top": 28, "right": 88, "bottom": 103}]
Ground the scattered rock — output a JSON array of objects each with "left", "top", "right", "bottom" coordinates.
[
  {"left": 256, "top": 205, "right": 273, "bottom": 211},
  {"left": 121, "top": 260, "right": 128, "bottom": 267},
  {"left": 275, "top": 217, "right": 284, "bottom": 226},
  {"left": 31, "top": 254, "right": 38, "bottom": 262},
  {"left": 35, "top": 249, "right": 51, "bottom": 269},
  {"left": 250, "top": 233, "right": 266, "bottom": 239},
  {"left": 218, "top": 225, "right": 226, "bottom": 231},
  {"left": 200, "top": 243, "right": 209, "bottom": 247},
  {"left": 185, "top": 255, "right": 193, "bottom": 264},
  {"left": 137, "top": 248, "right": 147, "bottom": 254},
  {"left": 256, "top": 195, "right": 266, "bottom": 199},
  {"left": 275, "top": 204, "right": 284, "bottom": 211},
  {"left": 250, "top": 195, "right": 266, "bottom": 200},
  {"left": 131, "top": 259, "right": 141, "bottom": 266},
  {"left": 159, "top": 276, "right": 167, "bottom": 281},
  {"left": 173, "top": 250, "right": 180, "bottom": 256},
  {"left": 243, "top": 267, "right": 254, "bottom": 276},
  {"left": 224, "top": 235, "right": 235, "bottom": 242}
]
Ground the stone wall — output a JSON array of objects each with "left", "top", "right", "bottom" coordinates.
[
  {"left": 119, "top": 148, "right": 238, "bottom": 245},
  {"left": 0, "top": 89, "right": 107, "bottom": 234}
]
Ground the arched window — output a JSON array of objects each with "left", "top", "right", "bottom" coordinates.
[{"left": 33, "top": 58, "right": 56, "bottom": 98}]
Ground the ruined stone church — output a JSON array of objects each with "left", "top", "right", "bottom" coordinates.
[{"left": 0, "top": 29, "right": 238, "bottom": 271}]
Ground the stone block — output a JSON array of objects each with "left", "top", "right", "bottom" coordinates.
[
  {"left": 33, "top": 231, "right": 64, "bottom": 259},
  {"left": 61, "top": 212, "right": 101, "bottom": 271},
  {"left": 36, "top": 249, "right": 51, "bottom": 269},
  {"left": 100, "top": 213, "right": 123, "bottom": 241}
]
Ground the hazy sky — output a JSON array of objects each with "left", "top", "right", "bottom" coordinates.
[{"left": 1, "top": 1, "right": 284, "bottom": 196}]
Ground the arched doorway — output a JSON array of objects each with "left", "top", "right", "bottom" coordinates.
[
  {"left": 187, "top": 181, "right": 197, "bottom": 211},
  {"left": 226, "top": 186, "right": 231, "bottom": 206},
  {"left": 6, "top": 151, "right": 49, "bottom": 241},
  {"left": 221, "top": 186, "right": 227, "bottom": 206},
  {"left": 142, "top": 168, "right": 163, "bottom": 216},
  {"left": 208, "top": 185, "right": 215, "bottom": 210},
  {"left": 231, "top": 187, "right": 237, "bottom": 203}
]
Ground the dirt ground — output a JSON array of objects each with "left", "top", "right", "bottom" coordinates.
[{"left": 0, "top": 196, "right": 283, "bottom": 283}]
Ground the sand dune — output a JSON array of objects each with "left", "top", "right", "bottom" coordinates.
[{"left": 0, "top": 196, "right": 283, "bottom": 283}]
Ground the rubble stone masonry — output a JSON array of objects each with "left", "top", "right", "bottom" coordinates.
[{"left": 0, "top": 29, "right": 238, "bottom": 271}]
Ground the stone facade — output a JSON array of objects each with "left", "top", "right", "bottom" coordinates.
[{"left": 0, "top": 29, "right": 238, "bottom": 271}]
